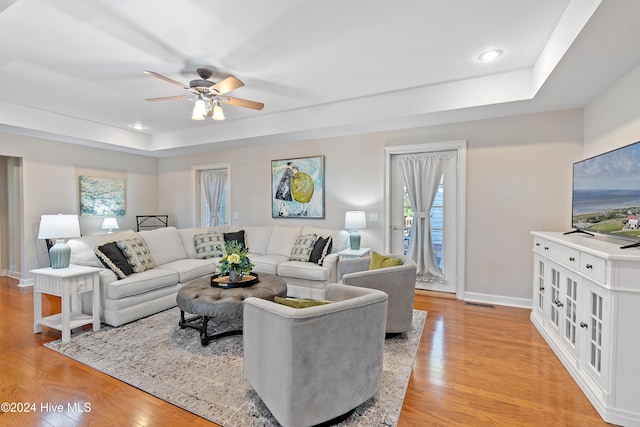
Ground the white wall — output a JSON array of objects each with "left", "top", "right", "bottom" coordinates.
[
  {"left": 584, "top": 62, "right": 640, "bottom": 156},
  {"left": 160, "top": 109, "right": 583, "bottom": 303},
  {"left": 0, "top": 133, "right": 159, "bottom": 283}
]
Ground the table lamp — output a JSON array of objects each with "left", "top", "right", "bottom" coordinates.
[
  {"left": 101, "top": 217, "right": 119, "bottom": 234},
  {"left": 344, "top": 210, "right": 367, "bottom": 250},
  {"left": 38, "top": 214, "right": 81, "bottom": 269}
]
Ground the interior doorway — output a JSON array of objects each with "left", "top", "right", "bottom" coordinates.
[
  {"left": 0, "top": 155, "right": 23, "bottom": 280},
  {"left": 385, "top": 142, "right": 466, "bottom": 298}
]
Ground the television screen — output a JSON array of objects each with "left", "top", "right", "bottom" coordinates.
[{"left": 571, "top": 140, "right": 640, "bottom": 242}]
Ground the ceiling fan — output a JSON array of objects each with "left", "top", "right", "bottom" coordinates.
[{"left": 144, "top": 68, "right": 264, "bottom": 121}]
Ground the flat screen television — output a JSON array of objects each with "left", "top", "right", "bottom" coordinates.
[{"left": 570, "top": 140, "right": 640, "bottom": 248}]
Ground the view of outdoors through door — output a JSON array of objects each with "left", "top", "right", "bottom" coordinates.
[{"left": 390, "top": 149, "right": 458, "bottom": 293}]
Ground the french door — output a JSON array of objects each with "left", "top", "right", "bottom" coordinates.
[{"left": 385, "top": 142, "right": 465, "bottom": 296}]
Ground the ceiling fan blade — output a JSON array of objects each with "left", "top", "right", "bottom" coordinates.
[
  {"left": 145, "top": 95, "right": 188, "bottom": 102},
  {"left": 220, "top": 96, "right": 264, "bottom": 110},
  {"left": 210, "top": 76, "right": 244, "bottom": 95},
  {"left": 144, "top": 70, "right": 189, "bottom": 89}
]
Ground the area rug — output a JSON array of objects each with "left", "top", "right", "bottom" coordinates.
[{"left": 46, "top": 307, "right": 426, "bottom": 427}]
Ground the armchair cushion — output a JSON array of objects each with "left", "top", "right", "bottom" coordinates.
[
  {"left": 273, "top": 296, "right": 333, "bottom": 308},
  {"left": 369, "top": 251, "right": 402, "bottom": 269}
]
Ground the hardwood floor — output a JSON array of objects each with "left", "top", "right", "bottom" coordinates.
[{"left": 0, "top": 277, "right": 611, "bottom": 426}]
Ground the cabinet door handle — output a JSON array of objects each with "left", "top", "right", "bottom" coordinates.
[
  {"left": 554, "top": 300, "right": 564, "bottom": 307},
  {"left": 580, "top": 322, "right": 588, "bottom": 328},
  {"left": 569, "top": 257, "right": 575, "bottom": 262},
  {"left": 544, "top": 247, "right": 549, "bottom": 250},
  {"left": 535, "top": 243, "right": 541, "bottom": 247},
  {"left": 586, "top": 264, "right": 593, "bottom": 269},
  {"left": 539, "top": 287, "right": 545, "bottom": 291}
]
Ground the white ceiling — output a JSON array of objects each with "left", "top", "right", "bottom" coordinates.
[{"left": 1, "top": 0, "right": 640, "bottom": 157}]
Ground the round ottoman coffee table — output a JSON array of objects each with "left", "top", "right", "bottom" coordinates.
[{"left": 176, "top": 272, "right": 287, "bottom": 346}]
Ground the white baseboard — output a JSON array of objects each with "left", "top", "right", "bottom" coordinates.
[
  {"left": 463, "top": 292, "right": 532, "bottom": 309},
  {"left": 18, "top": 277, "right": 33, "bottom": 287}
]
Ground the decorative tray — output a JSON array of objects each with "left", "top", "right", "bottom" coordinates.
[{"left": 211, "top": 273, "right": 259, "bottom": 289}]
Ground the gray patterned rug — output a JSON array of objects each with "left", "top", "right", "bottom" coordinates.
[{"left": 45, "top": 307, "right": 426, "bottom": 427}]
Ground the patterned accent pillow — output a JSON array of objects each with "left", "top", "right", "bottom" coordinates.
[
  {"left": 95, "top": 242, "right": 134, "bottom": 279},
  {"left": 194, "top": 233, "right": 225, "bottom": 259},
  {"left": 288, "top": 233, "right": 318, "bottom": 262},
  {"left": 116, "top": 237, "right": 156, "bottom": 273},
  {"left": 309, "top": 236, "right": 333, "bottom": 265}
]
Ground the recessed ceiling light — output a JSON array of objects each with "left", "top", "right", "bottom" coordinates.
[
  {"left": 478, "top": 49, "right": 503, "bottom": 62},
  {"left": 129, "top": 123, "right": 147, "bottom": 131}
]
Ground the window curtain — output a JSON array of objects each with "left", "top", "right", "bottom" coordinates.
[
  {"left": 202, "top": 170, "right": 227, "bottom": 226},
  {"left": 400, "top": 153, "right": 451, "bottom": 282}
]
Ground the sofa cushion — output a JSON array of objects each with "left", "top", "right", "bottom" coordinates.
[
  {"left": 139, "top": 227, "right": 188, "bottom": 265},
  {"left": 278, "top": 260, "right": 331, "bottom": 282},
  {"left": 94, "top": 242, "right": 134, "bottom": 279},
  {"left": 159, "top": 258, "right": 218, "bottom": 283},
  {"left": 267, "top": 226, "right": 303, "bottom": 257},
  {"left": 193, "top": 233, "right": 225, "bottom": 259},
  {"left": 116, "top": 237, "right": 156, "bottom": 273},
  {"left": 369, "top": 252, "right": 403, "bottom": 270},
  {"left": 309, "top": 236, "right": 333, "bottom": 265},
  {"left": 288, "top": 233, "right": 318, "bottom": 262},
  {"left": 250, "top": 254, "right": 288, "bottom": 275},
  {"left": 106, "top": 268, "right": 179, "bottom": 299},
  {"left": 244, "top": 226, "right": 273, "bottom": 255}
]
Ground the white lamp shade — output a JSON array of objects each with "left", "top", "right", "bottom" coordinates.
[
  {"left": 345, "top": 210, "right": 367, "bottom": 230},
  {"left": 37, "top": 214, "right": 81, "bottom": 239},
  {"left": 101, "top": 218, "right": 119, "bottom": 231}
]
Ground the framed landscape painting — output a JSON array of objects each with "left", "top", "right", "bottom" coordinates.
[
  {"left": 79, "top": 175, "right": 126, "bottom": 216},
  {"left": 271, "top": 156, "right": 324, "bottom": 218}
]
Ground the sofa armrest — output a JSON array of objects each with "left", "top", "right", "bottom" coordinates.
[{"left": 321, "top": 253, "right": 341, "bottom": 283}]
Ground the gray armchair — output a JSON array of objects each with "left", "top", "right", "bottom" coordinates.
[
  {"left": 243, "top": 284, "right": 388, "bottom": 427},
  {"left": 338, "top": 254, "right": 417, "bottom": 334}
]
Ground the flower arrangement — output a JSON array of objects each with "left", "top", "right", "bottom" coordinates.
[{"left": 218, "top": 241, "right": 254, "bottom": 279}]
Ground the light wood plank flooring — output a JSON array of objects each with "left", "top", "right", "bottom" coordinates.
[{"left": 0, "top": 277, "right": 611, "bottom": 426}]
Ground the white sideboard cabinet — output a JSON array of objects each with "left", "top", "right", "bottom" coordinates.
[{"left": 531, "top": 231, "right": 640, "bottom": 426}]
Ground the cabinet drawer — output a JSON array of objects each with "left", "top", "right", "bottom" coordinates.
[
  {"left": 533, "top": 237, "right": 546, "bottom": 252},
  {"left": 581, "top": 253, "right": 606, "bottom": 284},
  {"left": 538, "top": 240, "right": 580, "bottom": 269}
]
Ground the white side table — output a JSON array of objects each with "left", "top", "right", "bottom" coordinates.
[
  {"left": 337, "top": 247, "right": 372, "bottom": 260},
  {"left": 32, "top": 265, "right": 101, "bottom": 342}
]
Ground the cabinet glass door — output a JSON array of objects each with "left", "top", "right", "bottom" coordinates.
[
  {"left": 550, "top": 267, "right": 561, "bottom": 328},
  {"left": 564, "top": 276, "right": 578, "bottom": 348},
  {"left": 537, "top": 260, "right": 545, "bottom": 311},
  {"left": 589, "top": 290, "right": 604, "bottom": 373}
]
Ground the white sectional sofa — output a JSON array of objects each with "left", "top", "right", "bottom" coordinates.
[{"left": 67, "top": 225, "right": 348, "bottom": 326}]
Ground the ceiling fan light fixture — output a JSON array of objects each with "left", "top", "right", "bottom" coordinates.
[
  {"left": 191, "top": 106, "right": 205, "bottom": 120},
  {"left": 212, "top": 101, "right": 225, "bottom": 121},
  {"left": 193, "top": 96, "right": 208, "bottom": 117}
]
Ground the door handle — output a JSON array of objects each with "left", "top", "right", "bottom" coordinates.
[{"left": 391, "top": 225, "right": 402, "bottom": 231}]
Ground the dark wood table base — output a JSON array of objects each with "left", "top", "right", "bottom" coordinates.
[{"left": 178, "top": 310, "right": 242, "bottom": 346}]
